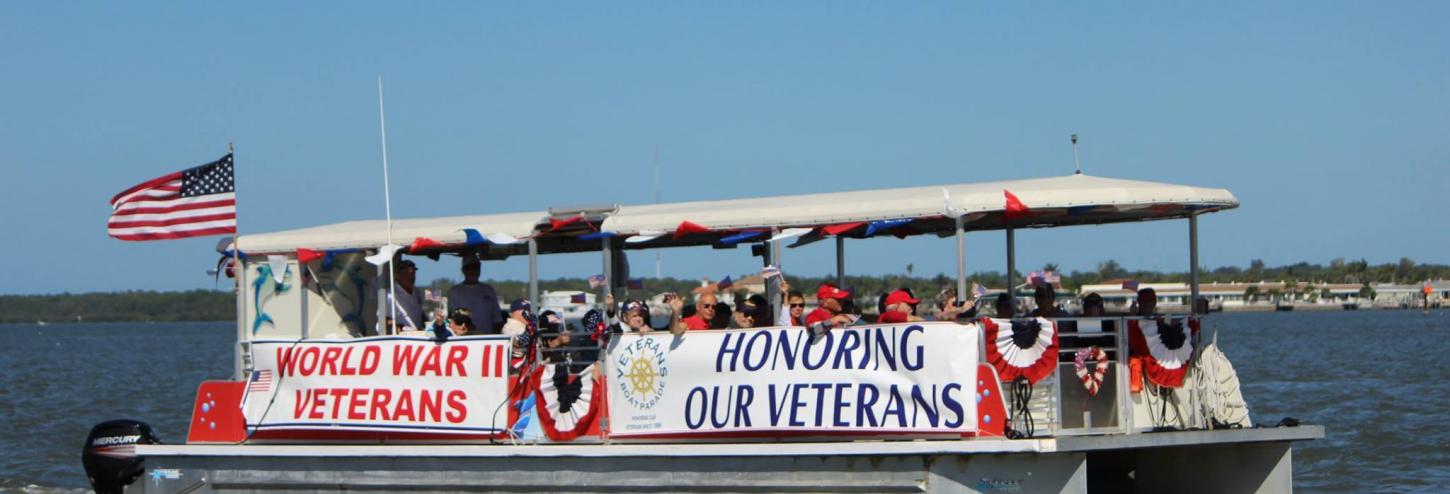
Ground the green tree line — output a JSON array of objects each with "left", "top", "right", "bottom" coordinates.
[{"left": 0, "top": 290, "right": 234, "bottom": 323}]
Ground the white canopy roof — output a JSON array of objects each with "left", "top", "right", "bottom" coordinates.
[
  {"left": 234, "top": 174, "right": 1236, "bottom": 255},
  {"left": 601, "top": 174, "right": 1235, "bottom": 234},
  {"left": 236, "top": 211, "right": 545, "bottom": 254}
]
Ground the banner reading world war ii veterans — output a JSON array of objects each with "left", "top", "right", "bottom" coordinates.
[
  {"left": 606, "top": 323, "right": 980, "bottom": 438},
  {"left": 243, "top": 336, "right": 511, "bottom": 436}
]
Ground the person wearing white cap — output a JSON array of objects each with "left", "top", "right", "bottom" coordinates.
[
  {"left": 446, "top": 255, "right": 501, "bottom": 333},
  {"left": 380, "top": 259, "right": 424, "bottom": 333}
]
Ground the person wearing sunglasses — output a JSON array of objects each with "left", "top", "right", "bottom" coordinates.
[{"left": 775, "top": 278, "right": 808, "bottom": 327}]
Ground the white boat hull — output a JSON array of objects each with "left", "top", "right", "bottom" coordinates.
[{"left": 131, "top": 426, "right": 1319, "bottom": 493}]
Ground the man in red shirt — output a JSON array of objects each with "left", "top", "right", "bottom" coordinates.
[
  {"left": 676, "top": 292, "right": 718, "bottom": 331},
  {"left": 805, "top": 283, "right": 855, "bottom": 332},
  {"left": 877, "top": 289, "right": 921, "bottom": 324}
]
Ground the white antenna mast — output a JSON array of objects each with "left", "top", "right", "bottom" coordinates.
[
  {"left": 654, "top": 145, "right": 661, "bottom": 278},
  {"left": 378, "top": 76, "right": 397, "bottom": 334},
  {"left": 1071, "top": 134, "right": 1082, "bottom": 175}
]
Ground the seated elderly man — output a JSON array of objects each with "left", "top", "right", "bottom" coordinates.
[
  {"left": 878, "top": 289, "right": 924, "bottom": 324},
  {"left": 805, "top": 283, "right": 857, "bottom": 333},
  {"left": 502, "top": 299, "right": 532, "bottom": 337}
]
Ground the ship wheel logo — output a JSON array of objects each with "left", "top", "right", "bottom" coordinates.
[{"left": 615, "top": 337, "right": 668, "bottom": 410}]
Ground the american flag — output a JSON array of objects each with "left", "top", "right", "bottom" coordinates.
[
  {"left": 760, "top": 265, "right": 782, "bottom": 279},
  {"left": 108, "top": 154, "right": 236, "bottom": 241},
  {"left": 587, "top": 274, "right": 606, "bottom": 289},
  {"left": 247, "top": 369, "right": 272, "bottom": 393}
]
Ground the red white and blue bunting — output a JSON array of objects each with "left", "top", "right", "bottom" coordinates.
[
  {"left": 1128, "top": 318, "right": 1198, "bottom": 388},
  {"left": 982, "top": 317, "right": 1059, "bottom": 385},
  {"left": 532, "top": 362, "right": 603, "bottom": 441}
]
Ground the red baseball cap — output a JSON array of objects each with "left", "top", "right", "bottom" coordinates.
[
  {"left": 817, "top": 284, "right": 851, "bottom": 300},
  {"left": 885, "top": 289, "right": 919, "bottom": 306}
]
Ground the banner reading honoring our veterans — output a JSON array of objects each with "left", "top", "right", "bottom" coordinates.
[
  {"left": 243, "top": 336, "right": 511, "bottom": 436},
  {"left": 606, "top": 323, "right": 980, "bottom": 438}
]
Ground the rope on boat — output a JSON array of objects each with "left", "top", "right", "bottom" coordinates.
[
  {"left": 237, "top": 337, "right": 307, "bottom": 444},
  {"left": 1191, "top": 328, "right": 1253, "bottom": 429},
  {"left": 1006, "top": 377, "right": 1035, "bottom": 438}
]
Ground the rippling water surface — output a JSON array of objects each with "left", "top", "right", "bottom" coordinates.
[{"left": 2, "top": 312, "right": 1448, "bottom": 492}]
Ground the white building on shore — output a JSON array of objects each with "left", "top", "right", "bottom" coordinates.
[{"left": 1077, "top": 281, "right": 1365, "bottom": 311}]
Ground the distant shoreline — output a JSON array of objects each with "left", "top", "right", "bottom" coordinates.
[{"left": 0, "top": 290, "right": 234, "bottom": 324}]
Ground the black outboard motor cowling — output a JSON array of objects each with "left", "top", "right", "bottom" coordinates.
[{"left": 81, "top": 419, "right": 161, "bottom": 494}]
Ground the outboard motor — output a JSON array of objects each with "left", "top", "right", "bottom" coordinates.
[{"left": 81, "top": 419, "right": 161, "bottom": 494}]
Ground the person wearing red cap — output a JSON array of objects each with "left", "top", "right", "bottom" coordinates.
[
  {"left": 805, "top": 283, "right": 855, "bottom": 332},
  {"left": 878, "top": 289, "right": 923, "bottom": 324}
]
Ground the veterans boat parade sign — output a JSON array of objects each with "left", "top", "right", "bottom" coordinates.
[
  {"left": 607, "top": 323, "right": 980, "bottom": 437},
  {"left": 243, "top": 336, "right": 511, "bottom": 436}
]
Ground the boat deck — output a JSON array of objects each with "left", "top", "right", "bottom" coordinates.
[{"left": 132, "top": 426, "right": 1321, "bottom": 493}]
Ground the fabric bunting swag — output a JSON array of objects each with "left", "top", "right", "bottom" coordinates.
[
  {"left": 1129, "top": 318, "right": 1198, "bottom": 388},
  {"left": 982, "top": 317, "right": 1060, "bottom": 385}
]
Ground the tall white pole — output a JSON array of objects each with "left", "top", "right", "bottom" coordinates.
[
  {"left": 378, "top": 76, "right": 397, "bottom": 335},
  {"left": 654, "top": 146, "right": 662, "bottom": 278},
  {"left": 230, "top": 142, "right": 246, "bottom": 379}
]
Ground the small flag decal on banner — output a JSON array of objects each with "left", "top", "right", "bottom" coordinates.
[{"left": 248, "top": 369, "right": 272, "bottom": 393}]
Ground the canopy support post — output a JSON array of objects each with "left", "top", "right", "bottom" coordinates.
[
  {"left": 1189, "top": 214, "right": 1200, "bottom": 315},
  {"left": 236, "top": 255, "right": 248, "bottom": 380},
  {"left": 1006, "top": 227, "right": 1016, "bottom": 313},
  {"left": 528, "top": 238, "right": 539, "bottom": 305},
  {"left": 835, "top": 236, "right": 846, "bottom": 288},
  {"left": 767, "top": 232, "right": 782, "bottom": 318},
  {"left": 955, "top": 216, "right": 967, "bottom": 302},
  {"left": 602, "top": 238, "right": 614, "bottom": 305}
]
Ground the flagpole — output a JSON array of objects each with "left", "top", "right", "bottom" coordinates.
[
  {"left": 230, "top": 141, "right": 246, "bottom": 380},
  {"left": 378, "top": 76, "right": 397, "bottom": 335}
]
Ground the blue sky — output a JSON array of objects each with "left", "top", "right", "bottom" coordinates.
[{"left": 1, "top": 2, "right": 1446, "bottom": 294}]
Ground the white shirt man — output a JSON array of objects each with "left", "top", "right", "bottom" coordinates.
[
  {"left": 380, "top": 260, "right": 424, "bottom": 332},
  {"left": 446, "top": 256, "right": 501, "bottom": 333}
]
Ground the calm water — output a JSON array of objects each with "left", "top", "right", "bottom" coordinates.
[{"left": 2, "top": 312, "right": 1448, "bottom": 493}]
